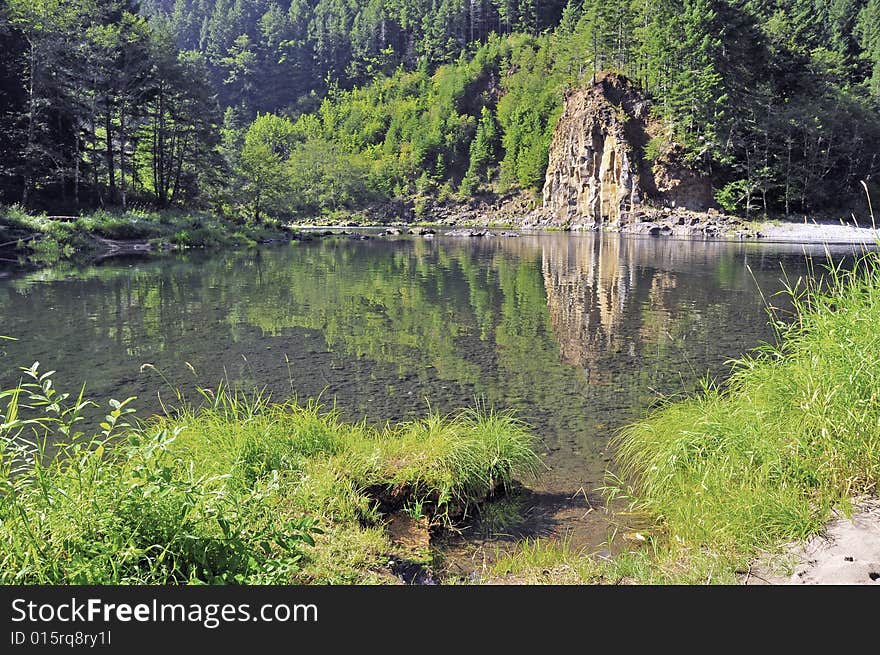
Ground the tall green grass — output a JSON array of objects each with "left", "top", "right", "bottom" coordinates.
[
  {"left": 609, "top": 248, "right": 880, "bottom": 565},
  {"left": 0, "top": 372, "right": 539, "bottom": 584},
  {"left": 484, "top": 538, "right": 740, "bottom": 585}
]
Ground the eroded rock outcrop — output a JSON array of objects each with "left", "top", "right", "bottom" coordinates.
[{"left": 540, "top": 73, "right": 715, "bottom": 229}]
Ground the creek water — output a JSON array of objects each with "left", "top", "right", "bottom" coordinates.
[{"left": 0, "top": 231, "right": 863, "bottom": 572}]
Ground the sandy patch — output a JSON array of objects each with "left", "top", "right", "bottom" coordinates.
[
  {"left": 757, "top": 222, "right": 880, "bottom": 245},
  {"left": 746, "top": 499, "right": 880, "bottom": 585}
]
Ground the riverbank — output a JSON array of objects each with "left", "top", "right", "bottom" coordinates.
[
  {"left": 300, "top": 192, "right": 880, "bottom": 245},
  {"left": 454, "top": 192, "right": 880, "bottom": 245},
  {"left": 746, "top": 498, "right": 880, "bottom": 584},
  {"left": 0, "top": 378, "right": 539, "bottom": 584},
  {"left": 5, "top": 201, "right": 878, "bottom": 272},
  {"left": 0, "top": 206, "right": 301, "bottom": 267},
  {"left": 480, "top": 248, "right": 880, "bottom": 585}
]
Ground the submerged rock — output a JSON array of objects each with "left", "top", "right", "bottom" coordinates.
[
  {"left": 387, "top": 513, "right": 431, "bottom": 555},
  {"left": 444, "top": 229, "right": 493, "bottom": 237}
]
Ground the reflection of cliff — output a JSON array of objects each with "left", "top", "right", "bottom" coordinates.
[
  {"left": 542, "top": 237, "right": 636, "bottom": 383},
  {"left": 535, "top": 235, "right": 760, "bottom": 388},
  {"left": 539, "top": 234, "right": 791, "bottom": 391}
]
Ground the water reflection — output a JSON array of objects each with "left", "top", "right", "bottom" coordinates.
[{"left": 0, "top": 234, "right": 860, "bottom": 548}]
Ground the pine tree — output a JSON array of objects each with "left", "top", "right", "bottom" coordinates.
[
  {"left": 5, "top": 0, "right": 84, "bottom": 205},
  {"left": 669, "top": 0, "right": 726, "bottom": 160},
  {"left": 859, "top": 0, "right": 880, "bottom": 96},
  {"left": 461, "top": 105, "right": 500, "bottom": 193}
]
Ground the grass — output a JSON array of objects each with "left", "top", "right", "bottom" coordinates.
[
  {"left": 0, "top": 205, "right": 298, "bottom": 265},
  {"left": 0, "top": 368, "right": 540, "bottom": 584},
  {"left": 482, "top": 538, "right": 742, "bottom": 585}
]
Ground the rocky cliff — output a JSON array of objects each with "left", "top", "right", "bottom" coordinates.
[{"left": 539, "top": 73, "right": 715, "bottom": 229}]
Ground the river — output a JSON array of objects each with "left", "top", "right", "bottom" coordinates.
[{"left": 0, "top": 231, "right": 862, "bottom": 569}]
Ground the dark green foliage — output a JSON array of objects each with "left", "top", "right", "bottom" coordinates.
[
  {"left": 231, "top": 39, "right": 512, "bottom": 218},
  {"left": 139, "top": 0, "right": 568, "bottom": 118},
  {"left": 1, "top": 0, "right": 224, "bottom": 212},
  {"left": 226, "top": 1, "right": 880, "bottom": 220},
  {"left": 0, "top": 8, "right": 27, "bottom": 202},
  {"left": 495, "top": 34, "right": 563, "bottom": 191},
  {"left": 2, "top": 0, "right": 880, "bottom": 219},
  {"left": 461, "top": 105, "right": 501, "bottom": 195},
  {"left": 859, "top": 0, "right": 880, "bottom": 96}
]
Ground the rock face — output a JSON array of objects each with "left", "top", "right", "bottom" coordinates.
[{"left": 541, "top": 73, "right": 714, "bottom": 228}]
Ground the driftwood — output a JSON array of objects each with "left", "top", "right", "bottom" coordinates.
[
  {"left": 92, "top": 236, "right": 155, "bottom": 259},
  {"left": 0, "top": 233, "right": 41, "bottom": 249}
]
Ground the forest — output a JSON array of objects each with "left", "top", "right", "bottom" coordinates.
[{"left": 1, "top": 0, "right": 879, "bottom": 220}]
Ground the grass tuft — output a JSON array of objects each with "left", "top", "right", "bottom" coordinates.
[{"left": 0, "top": 372, "right": 539, "bottom": 584}]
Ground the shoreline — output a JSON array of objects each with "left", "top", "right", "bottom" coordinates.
[
  {"left": 295, "top": 217, "right": 880, "bottom": 246},
  {"left": 5, "top": 204, "right": 879, "bottom": 273},
  {"left": 292, "top": 193, "right": 880, "bottom": 246},
  {"left": 745, "top": 498, "right": 880, "bottom": 585},
  {"left": 751, "top": 221, "right": 880, "bottom": 245}
]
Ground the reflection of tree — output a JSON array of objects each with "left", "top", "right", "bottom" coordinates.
[
  {"left": 0, "top": 241, "right": 573, "bottom": 415},
  {"left": 237, "top": 240, "right": 487, "bottom": 384},
  {"left": 0, "top": 235, "right": 814, "bottom": 470}
]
